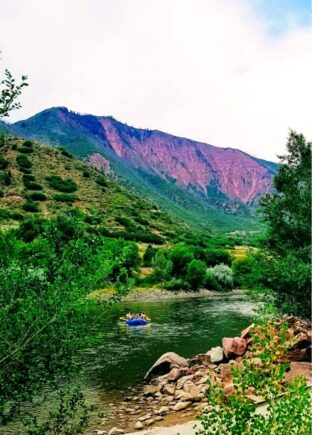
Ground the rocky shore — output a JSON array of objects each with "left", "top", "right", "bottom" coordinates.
[{"left": 93, "top": 317, "right": 311, "bottom": 435}]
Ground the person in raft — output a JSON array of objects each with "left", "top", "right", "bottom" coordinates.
[{"left": 125, "top": 313, "right": 147, "bottom": 320}]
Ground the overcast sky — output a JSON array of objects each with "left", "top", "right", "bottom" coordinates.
[{"left": 0, "top": 0, "right": 311, "bottom": 161}]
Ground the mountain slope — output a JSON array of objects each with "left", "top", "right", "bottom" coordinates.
[
  {"left": 0, "top": 136, "right": 186, "bottom": 243},
  {"left": 4, "top": 107, "right": 278, "bottom": 231}
]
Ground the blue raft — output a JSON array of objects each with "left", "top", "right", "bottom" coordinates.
[{"left": 126, "top": 318, "right": 148, "bottom": 326}]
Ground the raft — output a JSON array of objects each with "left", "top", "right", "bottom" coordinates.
[
  {"left": 126, "top": 318, "right": 148, "bottom": 326},
  {"left": 119, "top": 315, "right": 151, "bottom": 322}
]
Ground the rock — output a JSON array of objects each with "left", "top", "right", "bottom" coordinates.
[
  {"left": 154, "top": 391, "right": 163, "bottom": 400},
  {"left": 294, "top": 332, "right": 311, "bottom": 349},
  {"left": 194, "top": 376, "right": 206, "bottom": 385},
  {"left": 207, "top": 346, "right": 224, "bottom": 364},
  {"left": 108, "top": 428, "right": 124, "bottom": 435},
  {"left": 218, "top": 363, "right": 233, "bottom": 381},
  {"left": 163, "top": 367, "right": 182, "bottom": 382},
  {"left": 138, "top": 414, "right": 151, "bottom": 422},
  {"left": 154, "top": 406, "right": 169, "bottom": 415},
  {"left": 94, "top": 431, "right": 107, "bottom": 435},
  {"left": 161, "top": 395, "right": 174, "bottom": 404},
  {"left": 173, "top": 401, "right": 192, "bottom": 411},
  {"left": 143, "top": 385, "right": 158, "bottom": 396},
  {"left": 222, "top": 382, "right": 234, "bottom": 395},
  {"left": 163, "top": 383, "right": 175, "bottom": 396},
  {"left": 155, "top": 416, "right": 163, "bottom": 421},
  {"left": 145, "top": 352, "right": 188, "bottom": 379},
  {"left": 240, "top": 324, "right": 254, "bottom": 339},
  {"left": 285, "top": 362, "right": 312, "bottom": 384},
  {"left": 176, "top": 375, "right": 193, "bottom": 390},
  {"left": 222, "top": 337, "right": 247, "bottom": 358},
  {"left": 175, "top": 390, "right": 193, "bottom": 401},
  {"left": 145, "top": 419, "right": 154, "bottom": 426},
  {"left": 189, "top": 353, "right": 212, "bottom": 367},
  {"left": 235, "top": 356, "right": 244, "bottom": 363},
  {"left": 134, "top": 421, "right": 144, "bottom": 430},
  {"left": 183, "top": 380, "right": 200, "bottom": 398},
  {"left": 285, "top": 347, "right": 311, "bottom": 362}
]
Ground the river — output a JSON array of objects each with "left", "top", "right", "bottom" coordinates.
[{"left": 82, "top": 293, "right": 256, "bottom": 400}]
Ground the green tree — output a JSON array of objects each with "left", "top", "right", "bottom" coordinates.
[
  {"left": 0, "top": 61, "right": 28, "bottom": 117},
  {"left": 168, "top": 244, "right": 194, "bottom": 277},
  {"left": 143, "top": 244, "right": 157, "bottom": 266},
  {"left": 186, "top": 259, "right": 206, "bottom": 290},
  {"left": 260, "top": 131, "right": 311, "bottom": 317},
  {"left": 153, "top": 250, "right": 173, "bottom": 286}
]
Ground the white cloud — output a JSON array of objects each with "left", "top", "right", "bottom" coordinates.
[{"left": 0, "top": 0, "right": 311, "bottom": 161}]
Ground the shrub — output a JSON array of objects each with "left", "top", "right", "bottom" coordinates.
[
  {"left": 165, "top": 278, "right": 189, "bottom": 291},
  {"left": 19, "top": 167, "right": 32, "bottom": 174},
  {"left": 46, "top": 175, "right": 78, "bottom": 193},
  {"left": 29, "top": 192, "right": 47, "bottom": 201},
  {"left": 16, "top": 218, "right": 47, "bottom": 242},
  {"left": 0, "top": 210, "right": 23, "bottom": 221},
  {"left": 168, "top": 244, "right": 194, "bottom": 277},
  {"left": 82, "top": 171, "right": 90, "bottom": 178},
  {"left": 206, "top": 264, "right": 233, "bottom": 291},
  {"left": 11, "top": 144, "right": 17, "bottom": 150},
  {"left": 0, "top": 189, "right": 4, "bottom": 198},
  {"left": 134, "top": 216, "right": 149, "bottom": 226},
  {"left": 23, "top": 140, "right": 33, "bottom": 148},
  {"left": 24, "top": 181, "right": 43, "bottom": 191},
  {"left": 18, "top": 146, "right": 34, "bottom": 154},
  {"left": 204, "top": 249, "right": 231, "bottom": 267},
  {"left": 0, "top": 134, "right": 5, "bottom": 147},
  {"left": 60, "top": 148, "right": 73, "bottom": 158},
  {"left": 152, "top": 251, "right": 173, "bottom": 285},
  {"left": 186, "top": 259, "right": 206, "bottom": 290},
  {"left": 3, "top": 171, "right": 12, "bottom": 186},
  {"left": 23, "top": 174, "right": 36, "bottom": 182},
  {"left": 53, "top": 193, "right": 77, "bottom": 203},
  {"left": 16, "top": 154, "right": 32, "bottom": 169},
  {"left": 0, "top": 157, "right": 9, "bottom": 170},
  {"left": 96, "top": 177, "right": 108, "bottom": 187},
  {"left": 205, "top": 270, "right": 223, "bottom": 291},
  {"left": 22, "top": 200, "right": 39, "bottom": 212},
  {"left": 143, "top": 244, "right": 157, "bottom": 266}
]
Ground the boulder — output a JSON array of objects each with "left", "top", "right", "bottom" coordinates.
[
  {"left": 222, "top": 337, "right": 247, "bottom": 359},
  {"left": 176, "top": 375, "right": 193, "bottom": 390},
  {"left": 285, "top": 362, "right": 312, "bottom": 384},
  {"left": 222, "top": 382, "right": 234, "bottom": 396},
  {"left": 240, "top": 324, "right": 254, "bottom": 339},
  {"left": 163, "top": 383, "right": 175, "bottom": 396},
  {"left": 143, "top": 385, "right": 158, "bottom": 396},
  {"left": 218, "top": 364, "right": 233, "bottom": 382},
  {"left": 207, "top": 346, "right": 224, "bottom": 364},
  {"left": 189, "top": 353, "right": 212, "bottom": 367},
  {"left": 145, "top": 419, "right": 154, "bottom": 426},
  {"left": 145, "top": 352, "right": 188, "bottom": 380},
  {"left": 163, "top": 367, "right": 182, "bottom": 382},
  {"left": 154, "top": 406, "right": 169, "bottom": 416},
  {"left": 293, "top": 332, "right": 311, "bottom": 350},
  {"left": 173, "top": 401, "right": 192, "bottom": 411},
  {"left": 108, "top": 429, "right": 124, "bottom": 435},
  {"left": 175, "top": 390, "right": 193, "bottom": 401},
  {"left": 161, "top": 395, "right": 174, "bottom": 404},
  {"left": 134, "top": 421, "right": 144, "bottom": 430}
]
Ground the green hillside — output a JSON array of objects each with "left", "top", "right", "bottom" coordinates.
[{"left": 0, "top": 136, "right": 187, "bottom": 242}]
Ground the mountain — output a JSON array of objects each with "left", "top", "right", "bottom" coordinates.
[
  {"left": 3, "top": 107, "right": 278, "bottom": 231},
  {"left": 0, "top": 136, "right": 187, "bottom": 243}
]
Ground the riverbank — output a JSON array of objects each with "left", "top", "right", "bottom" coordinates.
[{"left": 90, "top": 287, "right": 244, "bottom": 302}]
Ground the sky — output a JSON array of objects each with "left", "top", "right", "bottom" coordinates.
[{"left": 0, "top": 0, "right": 311, "bottom": 161}]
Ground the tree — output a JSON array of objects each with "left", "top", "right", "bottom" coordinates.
[
  {"left": 168, "top": 244, "right": 194, "bottom": 277},
  {"left": 186, "top": 259, "right": 206, "bottom": 290},
  {"left": 260, "top": 131, "right": 311, "bottom": 316},
  {"left": 0, "top": 66, "right": 28, "bottom": 117},
  {"left": 153, "top": 251, "right": 173, "bottom": 286},
  {"left": 143, "top": 244, "right": 157, "bottom": 266}
]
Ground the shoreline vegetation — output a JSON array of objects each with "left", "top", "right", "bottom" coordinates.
[{"left": 89, "top": 287, "right": 246, "bottom": 303}]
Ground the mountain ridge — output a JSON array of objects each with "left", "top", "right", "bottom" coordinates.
[{"left": 2, "top": 107, "right": 278, "bottom": 231}]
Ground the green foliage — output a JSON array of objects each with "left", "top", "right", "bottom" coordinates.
[
  {"left": 82, "top": 170, "right": 90, "bottom": 178},
  {"left": 22, "top": 199, "right": 39, "bottom": 212},
  {"left": 0, "top": 68, "right": 28, "bottom": 118},
  {"left": 0, "top": 209, "right": 24, "bottom": 221},
  {"left": 53, "top": 193, "right": 77, "bottom": 203},
  {"left": 2, "top": 170, "right": 12, "bottom": 186},
  {"left": 197, "top": 322, "right": 311, "bottom": 434},
  {"left": 143, "top": 244, "right": 157, "bottom": 266},
  {"left": 28, "top": 191, "right": 47, "bottom": 201},
  {"left": 96, "top": 177, "right": 108, "bottom": 187},
  {"left": 0, "top": 134, "right": 5, "bottom": 147},
  {"left": 0, "top": 157, "right": 8, "bottom": 170},
  {"left": 232, "top": 256, "right": 262, "bottom": 288},
  {"left": 0, "top": 189, "right": 3, "bottom": 198},
  {"left": 152, "top": 250, "right": 173, "bottom": 285},
  {"left": 0, "top": 212, "right": 139, "bottom": 428},
  {"left": 259, "top": 131, "right": 311, "bottom": 317},
  {"left": 18, "top": 146, "right": 34, "bottom": 154},
  {"left": 60, "top": 148, "right": 73, "bottom": 158},
  {"left": 23, "top": 178, "right": 43, "bottom": 190},
  {"left": 16, "top": 154, "right": 32, "bottom": 169},
  {"left": 206, "top": 264, "right": 233, "bottom": 291},
  {"left": 168, "top": 244, "right": 194, "bottom": 277},
  {"left": 46, "top": 175, "right": 78, "bottom": 193},
  {"left": 23, "top": 140, "right": 33, "bottom": 147},
  {"left": 204, "top": 249, "right": 231, "bottom": 267},
  {"left": 186, "top": 259, "right": 206, "bottom": 290}
]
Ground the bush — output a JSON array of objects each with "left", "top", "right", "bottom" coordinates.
[
  {"left": 24, "top": 181, "right": 43, "bottom": 191},
  {"left": 23, "top": 140, "right": 33, "bottom": 148},
  {"left": 168, "top": 244, "right": 194, "bottom": 277},
  {"left": 204, "top": 249, "right": 231, "bottom": 267},
  {"left": 19, "top": 167, "right": 32, "bottom": 174},
  {"left": 53, "top": 193, "right": 77, "bottom": 203},
  {"left": 0, "top": 209, "right": 24, "bottom": 221},
  {"left": 186, "top": 259, "right": 206, "bottom": 290},
  {"left": 11, "top": 144, "right": 17, "bottom": 150},
  {"left": 22, "top": 200, "right": 39, "bottom": 212},
  {"left": 18, "top": 146, "right": 34, "bottom": 154},
  {"left": 60, "top": 148, "right": 73, "bottom": 158},
  {"left": 232, "top": 256, "right": 260, "bottom": 288},
  {"left": 23, "top": 174, "right": 36, "bottom": 182},
  {"left": 46, "top": 175, "right": 78, "bottom": 193},
  {"left": 134, "top": 216, "right": 149, "bottom": 226},
  {"left": 82, "top": 171, "right": 90, "bottom": 178},
  {"left": 16, "top": 218, "right": 47, "bottom": 242},
  {"left": 96, "top": 177, "right": 108, "bottom": 187},
  {"left": 205, "top": 270, "right": 223, "bottom": 291},
  {"left": 16, "top": 154, "right": 32, "bottom": 169},
  {"left": 143, "top": 244, "right": 157, "bottom": 266},
  {"left": 29, "top": 192, "right": 47, "bottom": 201},
  {"left": 0, "top": 157, "right": 9, "bottom": 170},
  {"left": 3, "top": 171, "right": 12, "bottom": 186},
  {"left": 206, "top": 264, "right": 233, "bottom": 291},
  {"left": 0, "top": 189, "right": 3, "bottom": 198},
  {"left": 165, "top": 278, "right": 189, "bottom": 291}
]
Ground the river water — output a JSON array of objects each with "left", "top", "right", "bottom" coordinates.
[{"left": 82, "top": 293, "right": 256, "bottom": 399}]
